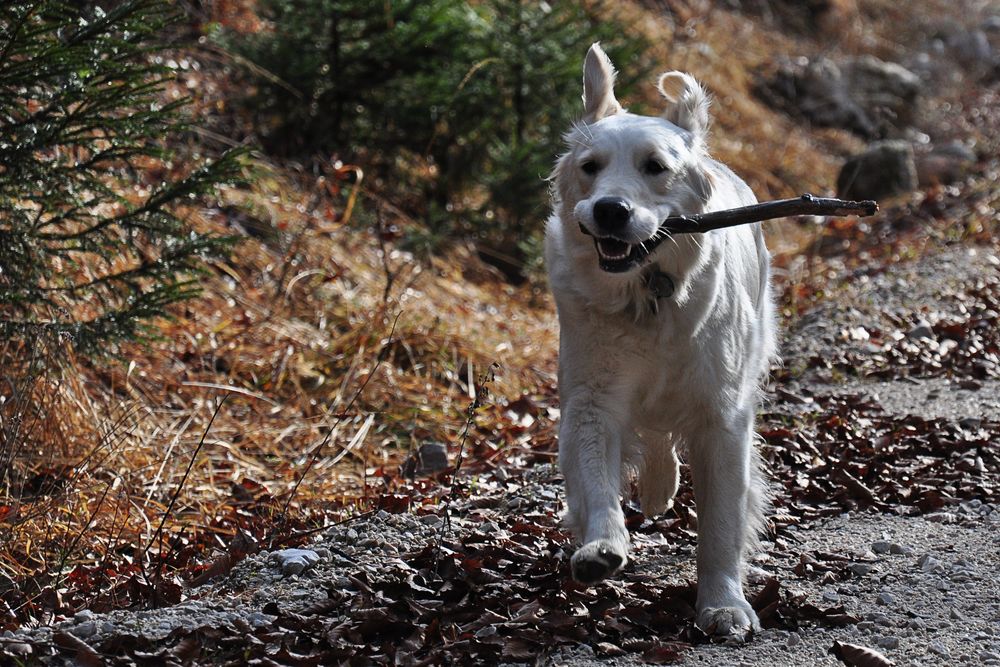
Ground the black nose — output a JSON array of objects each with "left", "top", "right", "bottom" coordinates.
[{"left": 593, "top": 197, "right": 631, "bottom": 233}]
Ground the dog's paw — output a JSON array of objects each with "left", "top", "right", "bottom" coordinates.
[
  {"left": 696, "top": 603, "right": 760, "bottom": 641},
  {"left": 571, "top": 540, "right": 626, "bottom": 584}
]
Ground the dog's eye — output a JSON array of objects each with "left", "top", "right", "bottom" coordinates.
[
  {"left": 580, "top": 161, "right": 600, "bottom": 175},
  {"left": 644, "top": 159, "right": 668, "bottom": 175}
]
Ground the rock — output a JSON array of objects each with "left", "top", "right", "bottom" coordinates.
[
  {"left": 247, "top": 612, "right": 276, "bottom": 629},
  {"left": 823, "top": 589, "right": 840, "bottom": 603},
  {"left": 73, "top": 610, "right": 96, "bottom": 624},
  {"left": 850, "top": 563, "right": 874, "bottom": 576},
  {"left": 889, "top": 543, "right": 913, "bottom": 556},
  {"left": 272, "top": 548, "right": 321, "bottom": 576},
  {"left": 929, "top": 640, "right": 950, "bottom": 657},
  {"left": 876, "top": 590, "right": 896, "bottom": 605},
  {"left": 786, "top": 632, "right": 802, "bottom": 647},
  {"left": 761, "top": 55, "right": 921, "bottom": 137},
  {"left": 937, "top": 24, "right": 994, "bottom": 67},
  {"left": 866, "top": 611, "right": 893, "bottom": 626},
  {"left": 917, "top": 141, "right": 978, "bottom": 186},
  {"left": 837, "top": 141, "right": 917, "bottom": 201},
  {"left": 70, "top": 621, "right": 97, "bottom": 639},
  {"left": 958, "top": 416, "right": 983, "bottom": 430},
  {"left": 906, "top": 320, "right": 935, "bottom": 340},
  {"left": 918, "top": 554, "right": 946, "bottom": 573},
  {"left": 871, "top": 540, "right": 892, "bottom": 555},
  {"left": 842, "top": 56, "right": 922, "bottom": 127},
  {"left": 876, "top": 636, "right": 900, "bottom": 649}
]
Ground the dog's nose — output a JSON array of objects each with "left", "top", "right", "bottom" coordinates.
[{"left": 593, "top": 197, "right": 632, "bottom": 232}]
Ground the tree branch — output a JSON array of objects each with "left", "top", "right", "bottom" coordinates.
[{"left": 660, "top": 194, "right": 878, "bottom": 235}]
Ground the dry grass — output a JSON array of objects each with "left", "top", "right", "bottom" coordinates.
[{"left": 1, "top": 0, "right": 996, "bottom": 625}]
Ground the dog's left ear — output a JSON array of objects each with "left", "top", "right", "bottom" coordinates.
[{"left": 657, "top": 72, "right": 710, "bottom": 140}]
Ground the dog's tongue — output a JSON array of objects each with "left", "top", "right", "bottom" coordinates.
[{"left": 597, "top": 238, "right": 630, "bottom": 260}]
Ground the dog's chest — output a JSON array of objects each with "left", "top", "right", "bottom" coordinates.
[
  {"left": 631, "top": 328, "right": 706, "bottom": 427},
  {"left": 593, "top": 309, "right": 706, "bottom": 421}
]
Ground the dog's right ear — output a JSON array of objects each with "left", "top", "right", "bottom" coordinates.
[{"left": 582, "top": 43, "right": 622, "bottom": 123}]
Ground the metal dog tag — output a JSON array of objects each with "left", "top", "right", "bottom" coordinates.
[{"left": 647, "top": 271, "right": 675, "bottom": 299}]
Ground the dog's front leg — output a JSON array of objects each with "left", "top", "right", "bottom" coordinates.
[
  {"left": 559, "top": 397, "right": 630, "bottom": 584},
  {"left": 688, "top": 412, "right": 762, "bottom": 639}
]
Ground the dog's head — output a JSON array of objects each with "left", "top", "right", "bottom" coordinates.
[{"left": 553, "top": 43, "right": 714, "bottom": 274}]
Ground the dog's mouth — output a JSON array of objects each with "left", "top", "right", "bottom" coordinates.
[{"left": 593, "top": 237, "right": 651, "bottom": 273}]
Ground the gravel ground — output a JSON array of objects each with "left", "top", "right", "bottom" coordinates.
[
  {"left": 550, "top": 511, "right": 1000, "bottom": 667},
  {"left": 6, "top": 246, "right": 999, "bottom": 665}
]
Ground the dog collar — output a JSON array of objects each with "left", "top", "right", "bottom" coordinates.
[{"left": 645, "top": 270, "right": 675, "bottom": 299}]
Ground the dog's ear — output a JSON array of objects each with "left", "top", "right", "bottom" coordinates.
[
  {"left": 657, "top": 71, "right": 710, "bottom": 139},
  {"left": 582, "top": 43, "right": 622, "bottom": 123}
]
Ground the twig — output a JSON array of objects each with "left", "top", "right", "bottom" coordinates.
[
  {"left": 273, "top": 312, "right": 401, "bottom": 540},
  {"left": 375, "top": 206, "right": 397, "bottom": 305},
  {"left": 660, "top": 194, "right": 878, "bottom": 235},
  {"left": 142, "top": 395, "right": 228, "bottom": 568},
  {"left": 449, "top": 363, "right": 498, "bottom": 489},
  {"left": 437, "top": 363, "right": 498, "bottom": 547}
]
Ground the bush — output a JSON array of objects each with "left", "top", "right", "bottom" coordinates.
[
  {"left": 0, "top": 0, "right": 241, "bottom": 356},
  {"left": 224, "top": 0, "right": 649, "bottom": 279}
]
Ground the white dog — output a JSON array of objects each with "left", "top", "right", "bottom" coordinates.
[{"left": 545, "top": 44, "right": 777, "bottom": 639}]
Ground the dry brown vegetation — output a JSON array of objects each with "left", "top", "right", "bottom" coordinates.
[{"left": 1, "top": 0, "right": 997, "bottom": 627}]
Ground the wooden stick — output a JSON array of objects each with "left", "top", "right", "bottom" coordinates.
[{"left": 660, "top": 194, "right": 878, "bottom": 235}]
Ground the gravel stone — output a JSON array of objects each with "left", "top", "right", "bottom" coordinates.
[
  {"left": 272, "top": 548, "right": 321, "bottom": 576},
  {"left": 876, "top": 636, "right": 900, "bottom": 649},
  {"left": 877, "top": 590, "right": 896, "bottom": 605},
  {"left": 929, "top": 640, "right": 950, "bottom": 657},
  {"left": 867, "top": 611, "right": 894, "bottom": 626},
  {"left": 872, "top": 540, "right": 892, "bottom": 554},
  {"left": 849, "top": 562, "right": 875, "bottom": 576},
  {"left": 907, "top": 320, "right": 935, "bottom": 340},
  {"left": 70, "top": 621, "right": 97, "bottom": 638},
  {"left": 247, "top": 612, "right": 276, "bottom": 629},
  {"left": 73, "top": 610, "right": 95, "bottom": 623},
  {"left": 889, "top": 543, "right": 913, "bottom": 555},
  {"left": 918, "top": 554, "right": 946, "bottom": 573}
]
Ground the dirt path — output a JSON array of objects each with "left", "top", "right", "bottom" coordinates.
[{"left": 7, "top": 245, "right": 1000, "bottom": 665}]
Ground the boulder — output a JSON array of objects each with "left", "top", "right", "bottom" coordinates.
[
  {"left": 763, "top": 55, "right": 922, "bottom": 137},
  {"left": 916, "top": 141, "right": 978, "bottom": 186},
  {"left": 837, "top": 140, "right": 917, "bottom": 201},
  {"left": 841, "top": 56, "right": 922, "bottom": 128}
]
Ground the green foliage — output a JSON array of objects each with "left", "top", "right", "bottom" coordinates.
[
  {"left": 0, "top": 0, "right": 242, "bottom": 356},
  {"left": 224, "top": 0, "right": 650, "bottom": 278}
]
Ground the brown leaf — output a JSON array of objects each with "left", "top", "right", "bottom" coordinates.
[
  {"left": 830, "top": 640, "right": 894, "bottom": 666},
  {"left": 751, "top": 577, "right": 781, "bottom": 625},
  {"left": 171, "top": 635, "right": 200, "bottom": 661},
  {"left": 501, "top": 638, "right": 537, "bottom": 661},
  {"left": 641, "top": 642, "right": 686, "bottom": 664},
  {"left": 53, "top": 630, "right": 104, "bottom": 667}
]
